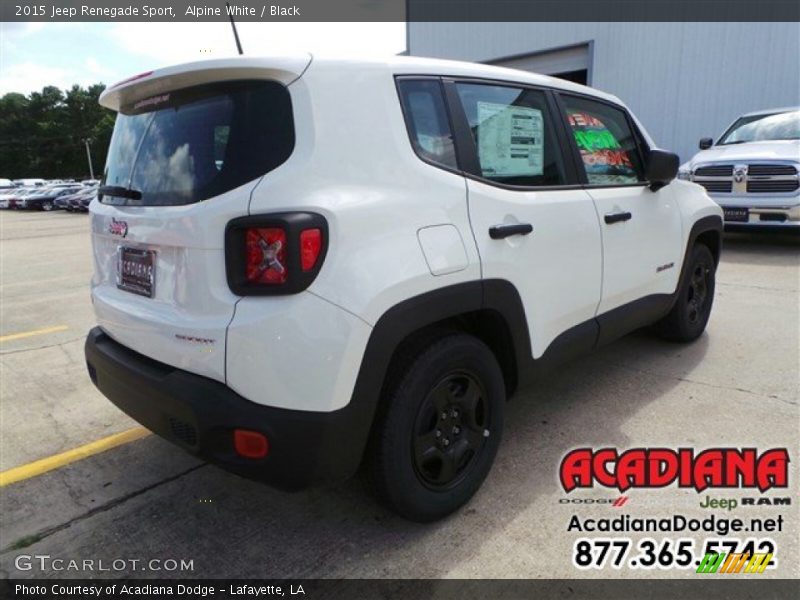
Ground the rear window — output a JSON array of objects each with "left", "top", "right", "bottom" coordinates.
[{"left": 101, "top": 80, "right": 294, "bottom": 206}]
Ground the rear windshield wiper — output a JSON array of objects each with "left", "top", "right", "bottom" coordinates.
[{"left": 98, "top": 185, "right": 142, "bottom": 200}]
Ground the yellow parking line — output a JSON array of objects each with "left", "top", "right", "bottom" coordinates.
[
  {"left": 0, "top": 427, "right": 151, "bottom": 487},
  {"left": 0, "top": 325, "right": 69, "bottom": 343}
]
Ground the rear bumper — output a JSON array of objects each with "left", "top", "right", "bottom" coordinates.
[{"left": 85, "top": 327, "right": 370, "bottom": 490}]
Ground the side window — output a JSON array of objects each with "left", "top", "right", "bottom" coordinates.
[
  {"left": 454, "top": 82, "right": 566, "bottom": 187},
  {"left": 397, "top": 79, "right": 458, "bottom": 170},
  {"left": 560, "top": 95, "right": 647, "bottom": 185}
]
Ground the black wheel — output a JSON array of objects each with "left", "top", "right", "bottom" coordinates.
[
  {"left": 368, "top": 334, "right": 505, "bottom": 522},
  {"left": 655, "top": 243, "right": 716, "bottom": 342}
]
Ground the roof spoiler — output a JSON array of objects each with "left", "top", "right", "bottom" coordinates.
[{"left": 100, "top": 54, "right": 312, "bottom": 111}]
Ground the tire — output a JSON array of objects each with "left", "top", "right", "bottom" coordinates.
[
  {"left": 41, "top": 201, "right": 54, "bottom": 211},
  {"left": 654, "top": 243, "right": 716, "bottom": 342},
  {"left": 368, "top": 333, "right": 505, "bottom": 522}
]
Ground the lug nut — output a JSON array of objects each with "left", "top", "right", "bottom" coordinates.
[
  {"left": 441, "top": 412, "right": 448, "bottom": 420},
  {"left": 435, "top": 430, "right": 441, "bottom": 438},
  {"left": 442, "top": 438, "right": 450, "bottom": 446},
  {"left": 452, "top": 409, "right": 459, "bottom": 418},
  {"left": 453, "top": 426, "right": 460, "bottom": 435}
]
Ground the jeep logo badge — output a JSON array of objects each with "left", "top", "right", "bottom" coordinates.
[{"left": 109, "top": 218, "right": 128, "bottom": 238}]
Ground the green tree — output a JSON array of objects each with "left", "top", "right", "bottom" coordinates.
[{"left": 0, "top": 83, "right": 114, "bottom": 179}]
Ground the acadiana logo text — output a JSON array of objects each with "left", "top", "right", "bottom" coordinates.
[{"left": 560, "top": 448, "right": 789, "bottom": 493}]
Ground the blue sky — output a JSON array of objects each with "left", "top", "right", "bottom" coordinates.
[{"left": 0, "top": 22, "right": 406, "bottom": 95}]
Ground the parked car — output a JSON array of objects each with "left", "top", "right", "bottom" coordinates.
[
  {"left": 3, "top": 187, "right": 38, "bottom": 209},
  {"left": 24, "top": 185, "right": 82, "bottom": 211},
  {"left": 0, "top": 186, "right": 23, "bottom": 208},
  {"left": 57, "top": 188, "right": 92, "bottom": 210},
  {"left": 0, "top": 191, "right": 15, "bottom": 209},
  {"left": 56, "top": 192, "right": 78, "bottom": 210},
  {"left": 66, "top": 188, "right": 97, "bottom": 212},
  {"left": 85, "top": 55, "right": 723, "bottom": 522},
  {"left": 679, "top": 107, "right": 800, "bottom": 230},
  {"left": 13, "top": 178, "right": 46, "bottom": 187}
]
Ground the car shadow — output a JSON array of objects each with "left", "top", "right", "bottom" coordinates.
[
  {"left": 721, "top": 231, "right": 800, "bottom": 264},
  {"left": 9, "top": 330, "right": 711, "bottom": 579}
]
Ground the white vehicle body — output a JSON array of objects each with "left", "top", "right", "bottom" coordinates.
[
  {"left": 680, "top": 107, "right": 800, "bottom": 228},
  {"left": 86, "top": 55, "right": 722, "bottom": 510}
]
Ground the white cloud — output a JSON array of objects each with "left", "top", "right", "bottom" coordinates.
[
  {"left": 0, "top": 62, "right": 99, "bottom": 96},
  {"left": 85, "top": 57, "right": 113, "bottom": 78}
]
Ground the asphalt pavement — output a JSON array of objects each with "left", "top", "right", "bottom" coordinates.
[{"left": 1, "top": 210, "right": 797, "bottom": 579}]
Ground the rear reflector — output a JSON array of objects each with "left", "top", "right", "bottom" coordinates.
[
  {"left": 300, "top": 228, "right": 322, "bottom": 271},
  {"left": 233, "top": 429, "right": 269, "bottom": 459},
  {"left": 245, "top": 228, "right": 287, "bottom": 284}
]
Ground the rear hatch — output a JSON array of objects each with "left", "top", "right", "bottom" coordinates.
[{"left": 91, "top": 56, "right": 308, "bottom": 382}]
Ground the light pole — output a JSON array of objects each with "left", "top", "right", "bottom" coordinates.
[{"left": 83, "top": 138, "right": 95, "bottom": 180}]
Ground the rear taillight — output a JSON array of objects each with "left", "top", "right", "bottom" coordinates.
[
  {"left": 226, "top": 213, "right": 328, "bottom": 295},
  {"left": 300, "top": 228, "right": 322, "bottom": 271},
  {"left": 246, "top": 228, "right": 287, "bottom": 284}
]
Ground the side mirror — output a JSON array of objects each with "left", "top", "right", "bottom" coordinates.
[
  {"left": 699, "top": 137, "right": 713, "bottom": 150},
  {"left": 645, "top": 149, "right": 679, "bottom": 192}
]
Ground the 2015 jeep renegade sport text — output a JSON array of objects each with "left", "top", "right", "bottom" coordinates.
[{"left": 85, "top": 55, "right": 723, "bottom": 521}]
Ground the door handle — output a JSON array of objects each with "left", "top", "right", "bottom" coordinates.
[
  {"left": 489, "top": 223, "right": 534, "bottom": 239},
  {"left": 604, "top": 211, "right": 632, "bottom": 224}
]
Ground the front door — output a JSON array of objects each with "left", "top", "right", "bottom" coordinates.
[{"left": 557, "top": 94, "right": 683, "bottom": 317}]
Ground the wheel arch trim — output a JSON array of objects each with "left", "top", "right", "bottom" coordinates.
[{"left": 343, "top": 279, "right": 530, "bottom": 472}]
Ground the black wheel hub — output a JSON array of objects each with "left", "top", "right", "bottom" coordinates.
[
  {"left": 412, "top": 372, "right": 489, "bottom": 489},
  {"left": 686, "top": 261, "right": 711, "bottom": 324}
]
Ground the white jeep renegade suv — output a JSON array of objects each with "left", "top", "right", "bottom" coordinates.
[{"left": 85, "top": 54, "right": 723, "bottom": 521}]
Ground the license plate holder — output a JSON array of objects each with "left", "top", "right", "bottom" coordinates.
[
  {"left": 118, "top": 247, "right": 156, "bottom": 297},
  {"left": 722, "top": 207, "right": 749, "bottom": 223}
]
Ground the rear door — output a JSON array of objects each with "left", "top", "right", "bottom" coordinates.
[
  {"left": 91, "top": 79, "right": 295, "bottom": 382},
  {"left": 556, "top": 93, "right": 683, "bottom": 324},
  {"left": 448, "top": 80, "right": 602, "bottom": 359}
]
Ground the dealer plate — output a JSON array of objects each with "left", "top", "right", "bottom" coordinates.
[
  {"left": 117, "top": 247, "right": 156, "bottom": 297},
  {"left": 722, "top": 207, "right": 749, "bottom": 223}
]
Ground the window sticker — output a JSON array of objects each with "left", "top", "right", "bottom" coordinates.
[
  {"left": 567, "top": 111, "right": 638, "bottom": 184},
  {"left": 477, "top": 101, "right": 544, "bottom": 178}
]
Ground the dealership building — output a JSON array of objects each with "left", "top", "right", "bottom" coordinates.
[{"left": 407, "top": 22, "right": 800, "bottom": 162}]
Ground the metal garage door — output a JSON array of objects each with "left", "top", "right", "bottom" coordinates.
[{"left": 489, "top": 43, "right": 592, "bottom": 85}]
